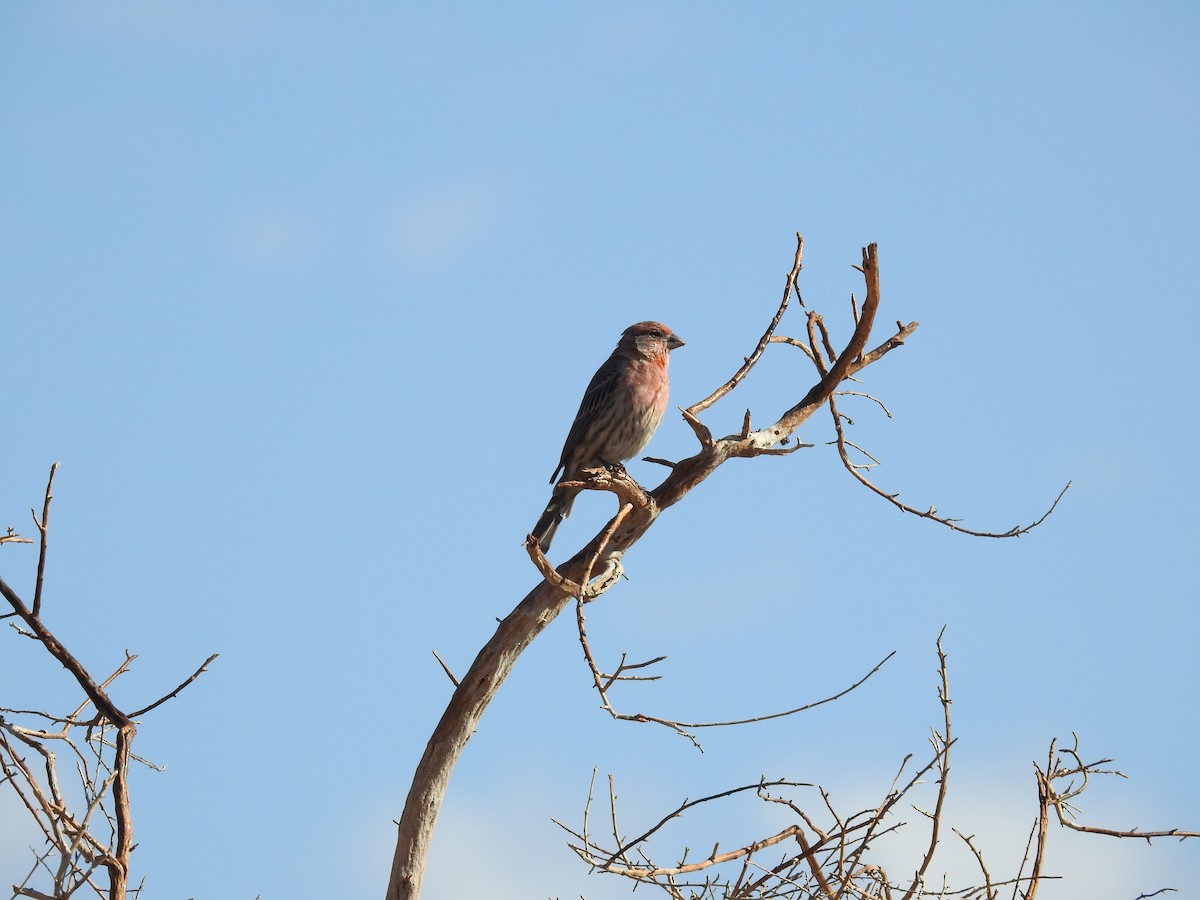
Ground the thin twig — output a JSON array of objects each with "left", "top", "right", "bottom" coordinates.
[
  {"left": 829, "top": 391, "right": 1071, "bottom": 538},
  {"left": 431, "top": 651, "right": 460, "bottom": 687},
  {"left": 31, "top": 463, "right": 59, "bottom": 619},
  {"left": 901, "top": 630, "right": 952, "bottom": 900},
  {"left": 687, "top": 233, "right": 804, "bottom": 416},
  {"left": 127, "top": 654, "right": 219, "bottom": 718}
]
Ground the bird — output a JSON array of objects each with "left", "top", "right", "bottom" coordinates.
[{"left": 531, "top": 321, "right": 685, "bottom": 552}]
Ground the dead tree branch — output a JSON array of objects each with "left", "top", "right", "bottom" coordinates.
[
  {"left": 827, "top": 390, "right": 1072, "bottom": 538},
  {"left": 555, "top": 638, "right": 1194, "bottom": 900},
  {"left": 1035, "top": 735, "right": 1200, "bottom": 843},
  {"left": 1, "top": 465, "right": 217, "bottom": 900},
  {"left": 899, "top": 630, "right": 953, "bottom": 900},
  {"left": 389, "top": 236, "right": 1068, "bottom": 899},
  {"left": 557, "top": 639, "right": 959, "bottom": 898},
  {"left": 30, "top": 461, "right": 57, "bottom": 618},
  {"left": 571, "top": 592, "right": 896, "bottom": 748}
]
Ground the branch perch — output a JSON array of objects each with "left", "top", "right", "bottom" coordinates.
[{"left": 389, "top": 235, "right": 1071, "bottom": 900}]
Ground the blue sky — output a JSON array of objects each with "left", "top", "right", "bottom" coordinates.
[{"left": 2, "top": 2, "right": 1198, "bottom": 898}]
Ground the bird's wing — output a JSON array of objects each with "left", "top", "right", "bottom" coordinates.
[{"left": 549, "top": 353, "right": 621, "bottom": 484}]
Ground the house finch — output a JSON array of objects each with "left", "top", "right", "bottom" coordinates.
[{"left": 532, "top": 321, "right": 685, "bottom": 552}]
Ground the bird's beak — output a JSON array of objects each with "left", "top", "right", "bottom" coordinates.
[{"left": 668, "top": 334, "right": 685, "bottom": 350}]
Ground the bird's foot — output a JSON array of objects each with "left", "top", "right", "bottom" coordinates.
[{"left": 600, "top": 459, "right": 628, "bottom": 477}]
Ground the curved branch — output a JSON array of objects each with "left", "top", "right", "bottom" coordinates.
[
  {"left": 829, "top": 391, "right": 1072, "bottom": 538},
  {"left": 1037, "top": 736, "right": 1200, "bottom": 841},
  {"left": 390, "top": 237, "right": 1077, "bottom": 900},
  {"left": 392, "top": 238, "right": 912, "bottom": 899},
  {"left": 126, "top": 654, "right": 220, "bottom": 719},
  {"left": 388, "top": 532, "right": 646, "bottom": 900},
  {"left": 687, "top": 233, "right": 804, "bottom": 417},
  {"left": 572, "top": 600, "right": 894, "bottom": 745}
]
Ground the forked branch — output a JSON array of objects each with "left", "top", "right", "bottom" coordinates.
[
  {"left": 392, "top": 235, "right": 1068, "bottom": 900},
  {"left": 571, "top": 591, "right": 895, "bottom": 749},
  {"left": 558, "top": 640, "right": 959, "bottom": 899},
  {"left": 557, "top": 640, "right": 1194, "bottom": 900},
  {"left": 1035, "top": 735, "right": 1200, "bottom": 842},
  {"left": 1, "top": 465, "right": 217, "bottom": 900}
]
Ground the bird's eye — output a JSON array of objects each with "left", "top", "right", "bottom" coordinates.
[{"left": 651, "top": 329, "right": 663, "bottom": 339}]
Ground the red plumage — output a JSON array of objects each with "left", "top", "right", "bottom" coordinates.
[{"left": 532, "top": 321, "right": 684, "bottom": 551}]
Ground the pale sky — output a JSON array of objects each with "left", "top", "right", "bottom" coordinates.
[{"left": 2, "top": 3, "right": 1198, "bottom": 898}]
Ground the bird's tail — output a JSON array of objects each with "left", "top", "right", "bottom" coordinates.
[{"left": 531, "top": 486, "right": 577, "bottom": 553}]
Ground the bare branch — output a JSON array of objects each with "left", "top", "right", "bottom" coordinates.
[
  {"left": 126, "top": 654, "right": 219, "bottom": 718},
  {"left": 573, "top": 597, "right": 701, "bottom": 750},
  {"left": 602, "top": 779, "right": 812, "bottom": 869},
  {"left": 828, "top": 390, "right": 1071, "bottom": 538},
  {"left": 31, "top": 462, "right": 58, "bottom": 619},
  {"left": 2, "top": 471, "right": 215, "bottom": 900},
  {"left": 953, "top": 828, "right": 995, "bottom": 900},
  {"left": 558, "top": 636, "right": 1177, "bottom": 900},
  {"left": 394, "top": 237, "right": 1079, "bottom": 900},
  {"left": 900, "top": 630, "right": 952, "bottom": 900},
  {"left": 1036, "top": 736, "right": 1200, "bottom": 842},
  {"left": 1, "top": 526, "right": 34, "bottom": 546},
  {"left": 0, "top": 576, "right": 129, "bottom": 733},
  {"left": 767, "top": 334, "right": 816, "bottom": 362},
  {"left": 523, "top": 534, "right": 625, "bottom": 602},
  {"left": 431, "top": 651, "right": 460, "bottom": 687},
  {"left": 688, "top": 233, "right": 804, "bottom": 416},
  {"left": 571, "top": 586, "right": 896, "bottom": 745}
]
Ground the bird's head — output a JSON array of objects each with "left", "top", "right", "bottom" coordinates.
[{"left": 620, "top": 321, "right": 685, "bottom": 361}]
